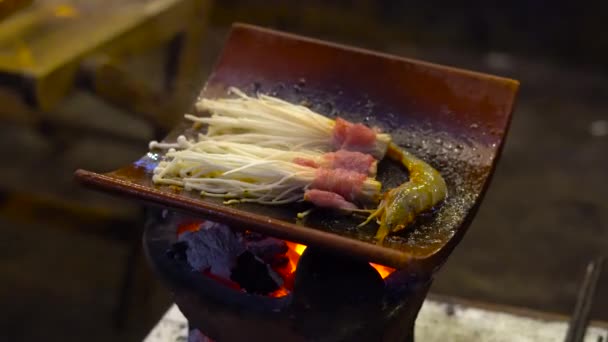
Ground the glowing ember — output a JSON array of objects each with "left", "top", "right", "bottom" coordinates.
[
  {"left": 293, "top": 243, "right": 307, "bottom": 256},
  {"left": 269, "top": 287, "right": 290, "bottom": 298},
  {"left": 369, "top": 263, "right": 395, "bottom": 279},
  {"left": 177, "top": 221, "right": 204, "bottom": 235}
]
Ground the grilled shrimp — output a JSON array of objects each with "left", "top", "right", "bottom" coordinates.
[{"left": 361, "top": 143, "right": 447, "bottom": 241}]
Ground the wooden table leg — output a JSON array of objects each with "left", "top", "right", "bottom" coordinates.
[{"left": 164, "top": 0, "right": 212, "bottom": 103}]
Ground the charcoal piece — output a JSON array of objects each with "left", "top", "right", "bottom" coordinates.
[
  {"left": 241, "top": 231, "right": 265, "bottom": 242},
  {"left": 178, "top": 222, "right": 245, "bottom": 278},
  {"left": 230, "top": 251, "right": 283, "bottom": 295},
  {"left": 269, "top": 255, "right": 290, "bottom": 269},
  {"left": 244, "top": 237, "right": 288, "bottom": 263},
  {"left": 167, "top": 241, "right": 189, "bottom": 261}
]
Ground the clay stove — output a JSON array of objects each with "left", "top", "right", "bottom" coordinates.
[{"left": 144, "top": 208, "right": 432, "bottom": 342}]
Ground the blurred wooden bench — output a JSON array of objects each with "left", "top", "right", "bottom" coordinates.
[
  {"left": 0, "top": 0, "right": 212, "bottom": 238},
  {"left": 0, "top": 0, "right": 210, "bottom": 131},
  {"left": 0, "top": 0, "right": 212, "bottom": 330}
]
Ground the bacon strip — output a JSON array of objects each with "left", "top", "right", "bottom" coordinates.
[
  {"left": 310, "top": 168, "right": 367, "bottom": 202},
  {"left": 321, "top": 150, "right": 377, "bottom": 176},
  {"left": 293, "top": 150, "right": 377, "bottom": 176},
  {"left": 304, "top": 189, "right": 357, "bottom": 210},
  {"left": 332, "top": 117, "right": 377, "bottom": 152},
  {"left": 293, "top": 157, "right": 319, "bottom": 168}
]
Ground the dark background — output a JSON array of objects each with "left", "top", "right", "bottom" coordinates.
[{"left": 1, "top": 1, "right": 607, "bottom": 341}]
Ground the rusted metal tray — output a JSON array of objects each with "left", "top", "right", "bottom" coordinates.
[{"left": 74, "top": 23, "right": 519, "bottom": 270}]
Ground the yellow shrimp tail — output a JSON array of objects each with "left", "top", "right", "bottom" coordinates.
[{"left": 358, "top": 203, "right": 384, "bottom": 227}]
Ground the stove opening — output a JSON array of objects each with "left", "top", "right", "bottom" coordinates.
[{"left": 171, "top": 219, "right": 395, "bottom": 298}]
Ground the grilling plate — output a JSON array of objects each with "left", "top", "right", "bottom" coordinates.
[{"left": 74, "top": 23, "right": 519, "bottom": 270}]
